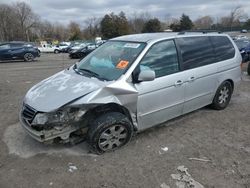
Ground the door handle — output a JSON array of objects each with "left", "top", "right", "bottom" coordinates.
[
  {"left": 175, "top": 80, "right": 183, "bottom": 86},
  {"left": 188, "top": 76, "right": 196, "bottom": 82}
]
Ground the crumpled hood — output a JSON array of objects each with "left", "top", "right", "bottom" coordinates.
[{"left": 24, "top": 68, "right": 106, "bottom": 112}]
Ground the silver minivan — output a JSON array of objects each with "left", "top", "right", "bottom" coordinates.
[{"left": 20, "top": 33, "right": 242, "bottom": 153}]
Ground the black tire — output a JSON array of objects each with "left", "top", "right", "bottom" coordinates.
[
  {"left": 24, "top": 53, "right": 34, "bottom": 62},
  {"left": 54, "top": 49, "right": 59, "bottom": 54},
  {"left": 87, "top": 112, "right": 133, "bottom": 154},
  {"left": 211, "top": 81, "right": 233, "bottom": 110},
  {"left": 247, "top": 62, "right": 250, "bottom": 75}
]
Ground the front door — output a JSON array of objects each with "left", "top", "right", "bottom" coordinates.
[{"left": 134, "top": 40, "right": 185, "bottom": 131}]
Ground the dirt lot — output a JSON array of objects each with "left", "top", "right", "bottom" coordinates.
[{"left": 0, "top": 53, "right": 250, "bottom": 188}]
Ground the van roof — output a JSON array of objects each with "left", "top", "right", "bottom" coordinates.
[{"left": 111, "top": 32, "right": 228, "bottom": 43}]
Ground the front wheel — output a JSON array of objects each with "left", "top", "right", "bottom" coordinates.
[
  {"left": 211, "top": 81, "right": 233, "bottom": 110},
  {"left": 87, "top": 112, "right": 133, "bottom": 154},
  {"left": 24, "top": 53, "right": 34, "bottom": 62},
  {"left": 54, "top": 49, "right": 59, "bottom": 54}
]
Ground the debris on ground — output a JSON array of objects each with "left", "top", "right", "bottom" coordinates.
[
  {"left": 188, "top": 157, "right": 211, "bottom": 162},
  {"left": 171, "top": 165, "right": 204, "bottom": 188},
  {"left": 68, "top": 163, "right": 78, "bottom": 173},
  {"left": 159, "top": 146, "right": 169, "bottom": 154},
  {"left": 160, "top": 182, "right": 170, "bottom": 188},
  {"left": 161, "top": 147, "right": 169, "bottom": 152}
]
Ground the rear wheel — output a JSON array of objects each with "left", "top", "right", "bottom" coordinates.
[
  {"left": 211, "top": 81, "right": 233, "bottom": 110},
  {"left": 87, "top": 112, "right": 133, "bottom": 154},
  {"left": 54, "top": 49, "right": 59, "bottom": 54},
  {"left": 24, "top": 53, "right": 34, "bottom": 62}
]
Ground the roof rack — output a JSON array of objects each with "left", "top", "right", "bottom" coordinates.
[{"left": 178, "top": 30, "right": 222, "bottom": 35}]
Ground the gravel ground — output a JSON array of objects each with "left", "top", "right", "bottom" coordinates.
[{"left": 0, "top": 53, "right": 250, "bottom": 188}]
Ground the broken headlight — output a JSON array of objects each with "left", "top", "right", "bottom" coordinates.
[{"left": 32, "top": 107, "right": 86, "bottom": 125}]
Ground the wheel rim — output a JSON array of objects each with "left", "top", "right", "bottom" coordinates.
[
  {"left": 98, "top": 125, "right": 128, "bottom": 151},
  {"left": 24, "top": 53, "right": 33, "bottom": 61},
  {"left": 218, "top": 86, "right": 229, "bottom": 104}
]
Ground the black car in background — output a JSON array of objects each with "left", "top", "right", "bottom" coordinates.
[
  {"left": 0, "top": 42, "right": 40, "bottom": 62},
  {"left": 69, "top": 44, "right": 96, "bottom": 59}
]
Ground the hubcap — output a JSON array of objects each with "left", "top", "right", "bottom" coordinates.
[
  {"left": 25, "top": 53, "right": 33, "bottom": 61},
  {"left": 218, "top": 86, "right": 229, "bottom": 104},
  {"left": 98, "top": 125, "right": 128, "bottom": 151}
]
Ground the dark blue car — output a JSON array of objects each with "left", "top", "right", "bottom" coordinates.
[
  {"left": 241, "top": 43, "right": 250, "bottom": 63},
  {"left": 0, "top": 42, "right": 40, "bottom": 62}
]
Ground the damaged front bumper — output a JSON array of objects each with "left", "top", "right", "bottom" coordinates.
[{"left": 19, "top": 112, "right": 81, "bottom": 143}]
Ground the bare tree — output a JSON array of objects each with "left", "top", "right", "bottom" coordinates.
[
  {"left": 194, "top": 16, "right": 214, "bottom": 29},
  {"left": 129, "top": 12, "right": 152, "bottom": 33},
  {"left": 220, "top": 6, "right": 247, "bottom": 30},
  {"left": 13, "top": 2, "right": 39, "bottom": 41},
  {"left": 83, "top": 16, "right": 101, "bottom": 39},
  {"left": 68, "top": 21, "right": 82, "bottom": 40},
  {"left": 0, "top": 4, "right": 17, "bottom": 41}
]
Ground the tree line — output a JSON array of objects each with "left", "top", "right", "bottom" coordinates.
[{"left": 0, "top": 2, "right": 250, "bottom": 42}]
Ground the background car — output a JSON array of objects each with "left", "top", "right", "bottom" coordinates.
[
  {"left": 54, "top": 42, "right": 71, "bottom": 53},
  {"left": 69, "top": 44, "right": 97, "bottom": 59},
  {"left": 234, "top": 39, "right": 250, "bottom": 63},
  {"left": 0, "top": 42, "right": 40, "bottom": 62},
  {"left": 38, "top": 44, "right": 56, "bottom": 53}
]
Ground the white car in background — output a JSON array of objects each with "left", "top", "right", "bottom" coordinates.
[
  {"left": 38, "top": 44, "right": 57, "bottom": 53},
  {"left": 38, "top": 42, "right": 70, "bottom": 53}
]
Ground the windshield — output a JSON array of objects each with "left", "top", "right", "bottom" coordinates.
[{"left": 76, "top": 41, "right": 146, "bottom": 81}]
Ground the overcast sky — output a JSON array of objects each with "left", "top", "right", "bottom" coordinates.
[{"left": 1, "top": 0, "right": 250, "bottom": 27}]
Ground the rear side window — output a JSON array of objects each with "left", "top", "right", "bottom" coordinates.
[
  {"left": 139, "top": 40, "right": 179, "bottom": 78},
  {"left": 176, "top": 37, "right": 215, "bottom": 70},
  {"left": 10, "top": 43, "right": 23, "bottom": 47},
  {"left": 210, "top": 36, "right": 235, "bottom": 61},
  {"left": 0, "top": 44, "right": 10, "bottom": 49}
]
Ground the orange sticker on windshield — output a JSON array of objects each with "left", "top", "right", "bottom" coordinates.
[{"left": 116, "top": 60, "right": 129, "bottom": 69}]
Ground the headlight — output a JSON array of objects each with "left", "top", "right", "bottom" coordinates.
[{"left": 32, "top": 107, "right": 86, "bottom": 125}]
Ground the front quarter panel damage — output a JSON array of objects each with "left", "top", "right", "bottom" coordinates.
[{"left": 71, "top": 79, "right": 139, "bottom": 129}]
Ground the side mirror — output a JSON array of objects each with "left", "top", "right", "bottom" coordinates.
[{"left": 138, "top": 69, "right": 155, "bottom": 82}]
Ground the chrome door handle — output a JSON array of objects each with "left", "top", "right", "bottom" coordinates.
[
  {"left": 188, "top": 76, "right": 195, "bottom": 82},
  {"left": 175, "top": 80, "right": 183, "bottom": 86}
]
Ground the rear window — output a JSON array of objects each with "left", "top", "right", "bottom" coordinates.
[
  {"left": 210, "top": 36, "right": 235, "bottom": 61},
  {"left": 176, "top": 37, "right": 215, "bottom": 70}
]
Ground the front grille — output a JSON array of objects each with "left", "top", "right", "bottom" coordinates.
[{"left": 22, "top": 104, "right": 37, "bottom": 123}]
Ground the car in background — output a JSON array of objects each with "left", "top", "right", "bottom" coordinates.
[
  {"left": 234, "top": 39, "right": 250, "bottom": 63},
  {"left": 0, "top": 42, "right": 40, "bottom": 62},
  {"left": 68, "top": 43, "right": 88, "bottom": 53},
  {"left": 38, "top": 44, "right": 57, "bottom": 53},
  {"left": 54, "top": 42, "right": 71, "bottom": 53},
  {"left": 59, "top": 43, "right": 76, "bottom": 53},
  {"left": 241, "top": 29, "right": 248, "bottom": 33},
  {"left": 69, "top": 44, "right": 96, "bottom": 59}
]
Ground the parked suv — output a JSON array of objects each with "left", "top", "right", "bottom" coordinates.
[
  {"left": 0, "top": 42, "right": 40, "bottom": 62},
  {"left": 20, "top": 33, "right": 241, "bottom": 153}
]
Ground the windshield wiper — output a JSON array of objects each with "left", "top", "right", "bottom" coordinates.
[{"left": 78, "top": 68, "right": 109, "bottom": 81}]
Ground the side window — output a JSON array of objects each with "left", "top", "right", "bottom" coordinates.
[
  {"left": 10, "top": 43, "right": 23, "bottom": 48},
  {"left": 140, "top": 40, "right": 179, "bottom": 78},
  {"left": 210, "top": 36, "right": 235, "bottom": 61},
  {"left": 0, "top": 44, "right": 10, "bottom": 49},
  {"left": 177, "top": 37, "right": 215, "bottom": 70}
]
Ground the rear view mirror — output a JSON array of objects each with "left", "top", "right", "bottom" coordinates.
[{"left": 138, "top": 69, "right": 155, "bottom": 82}]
